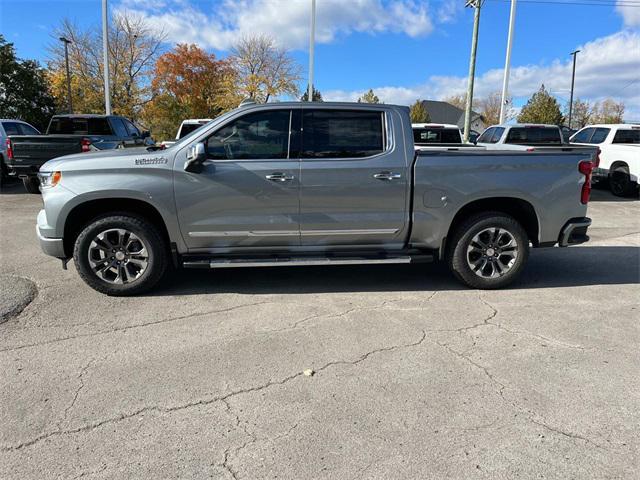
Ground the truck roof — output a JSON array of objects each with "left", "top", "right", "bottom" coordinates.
[
  {"left": 487, "top": 123, "right": 561, "bottom": 129},
  {"left": 581, "top": 123, "right": 640, "bottom": 129},
  {"left": 412, "top": 123, "right": 460, "bottom": 129}
]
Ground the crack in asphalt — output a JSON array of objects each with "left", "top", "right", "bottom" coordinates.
[
  {"left": 58, "top": 358, "right": 95, "bottom": 429},
  {"left": 0, "top": 329, "right": 427, "bottom": 454}
]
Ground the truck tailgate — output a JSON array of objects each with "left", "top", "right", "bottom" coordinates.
[{"left": 8, "top": 135, "right": 84, "bottom": 168}]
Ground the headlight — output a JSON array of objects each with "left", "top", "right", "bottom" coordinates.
[{"left": 38, "top": 171, "right": 62, "bottom": 189}]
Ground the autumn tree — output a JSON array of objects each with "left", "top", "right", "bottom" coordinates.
[
  {"left": 564, "top": 98, "right": 592, "bottom": 129},
  {"left": 517, "top": 84, "right": 564, "bottom": 125},
  {"left": 300, "top": 86, "right": 323, "bottom": 102},
  {"left": 0, "top": 34, "right": 55, "bottom": 130},
  {"left": 230, "top": 35, "right": 301, "bottom": 103},
  {"left": 477, "top": 92, "right": 514, "bottom": 126},
  {"left": 143, "top": 43, "right": 238, "bottom": 140},
  {"left": 357, "top": 89, "right": 380, "bottom": 104},
  {"left": 591, "top": 98, "right": 625, "bottom": 124},
  {"left": 443, "top": 93, "right": 468, "bottom": 110},
  {"left": 409, "top": 100, "right": 430, "bottom": 123},
  {"left": 47, "top": 14, "right": 164, "bottom": 119}
]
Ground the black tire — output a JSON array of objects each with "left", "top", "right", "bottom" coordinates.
[
  {"left": 609, "top": 165, "right": 635, "bottom": 197},
  {"left": 447, "top": 212, "right": 529, "bottom": 289},
  {"left": 73, "top": 214, "right": 168, "bottom": 296},
  {"left": 22, "top": 176, "right": 40, "bottom": 194}
]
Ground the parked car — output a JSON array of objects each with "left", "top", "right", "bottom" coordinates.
[
  {"left": 35, "top": 102, "right": 597, "bottom": 295},
  {"left": 476, "top": 124, "right": 565, "bottom": 150},
  {"left": 0, "top": 119, "right": 40, "bottom": 186},
  {"left": 160, "top": 119, "right": 212, "bottom": 148},
  {"left": 5, "top": 114, "right": 154, "bottom": 193},
  {"left": 570, "top": 124, "right": 640, "bottom": 196}
]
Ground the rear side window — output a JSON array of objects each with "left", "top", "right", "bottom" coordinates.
[
  {"left": 477, "top": 127, "right": 495, "bottom": 143},
  {"left": 206, "top": 109, "right": 291, "bottom": 160},
  {"left": 571, "top": 128, "right": 594, "bottom": 143},
  {"left": 48, "top": 117, "right": 113, "bottom": 135},
  {"left": 302, "top": 110, "right": 384, "bottom": 158},
  {"left": 18, "top": 123, "right": 40, "bottom": 135},
  {"left": 588, "top": 128, "right": 610, "bottom": 144},
  {"left": 413, "top": 127, "right": 461, "bottom": 144},
  {"left": 506, "top": 127, "right": 562, "bottom": 145},
  {"left": 612, "top": 129, "right": 640, "bottom": 144}
]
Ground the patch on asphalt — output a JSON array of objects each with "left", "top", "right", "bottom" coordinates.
[{"left": 0, "top": 275, "right": 37, "bottom": 323}]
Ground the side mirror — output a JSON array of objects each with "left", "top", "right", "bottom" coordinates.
[{"left": 185, "top": 142, "right": 207, "bottom": 173}]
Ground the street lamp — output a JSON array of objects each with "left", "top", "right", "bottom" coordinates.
[
  {"left": 568, "top": 50, "right": 580, "bottom": 129},
  {"left": 59, "top": 36, "right": 73, "bottom": 113}
]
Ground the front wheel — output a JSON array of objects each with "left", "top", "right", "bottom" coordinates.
[
  {"left": 447, "top": 212, "right": 529, "bottom": 289},
  {"left": 73, "top": 215, "right": 168, "bottom": 296},
  {"left": 22, "top": 176, "right": 40, "bottom": 194}
]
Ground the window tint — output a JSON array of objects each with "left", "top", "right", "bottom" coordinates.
[
  {"left": 588, "top": 128, "right": 610, "bottom": 144},
  {"left": 122, "top": 119, "right": 140, "bottom": 136},
  {"left": 2, "top": 122, "right": 21, "bottom": 135},
  {"left": 612, "top": 129, "right": 640, "bottom": 144},
  {"left": 206, "top": 110, "right": 290, "bottom": 160},
  {"left": 506, "top": 127, "right": 562, "bottom": 145},
  {"left": 413, "top": 127, "right": 461, "bottom": 144},
  {"left": 477, "top": 127, "right": 495, "bottom": 143},
  {"left": 491, "top": 127, "right": 505, "bottom": 143},
  {"left": 111, "top": 118, "right": 129, "bottom": 138},
  {"left": 48, "top": 117, "right": 113, "bottom": 135},
  {"left": 179, "top": 123, "right": 206, "bottom": 138},
  {"left": 18, "top": 123, "right": 40, "bottom": 135},
  {"left": 571, "top": 128, "right": 594, "bottom": 143},
  {"left": 302, "top": 110, "right": 384, "bottom": 158}
]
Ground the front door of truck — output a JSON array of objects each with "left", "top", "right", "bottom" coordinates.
[
  {"left": 298, "top": 108, "right": 410, "bottom": 248},
  {"left": 174, "top": 108, "right": 300, "bottom": 251}
]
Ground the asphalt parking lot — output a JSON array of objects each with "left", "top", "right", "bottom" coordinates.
[{"left": 0, "top": 182, "right": 638, "bottom": 479}]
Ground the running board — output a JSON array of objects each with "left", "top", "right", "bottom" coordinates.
[{"left": 182, "top": 255, "right": 431, "bottom": 269}]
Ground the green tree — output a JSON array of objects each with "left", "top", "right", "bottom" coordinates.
[
  {"left": 517, "top": 84, "right": 564, "bottom": 125},
  {"left": 409, "top": 100, "right": 430, "bottom": 123},
  {"left": 300, "top": 86, "right": 323, "bottom": 102},
  {"left": 357, "top": 89, "right": 380, "bottom": 104},
  {"left": 0, "top": 34, "right": 55, "bottom": 130}
]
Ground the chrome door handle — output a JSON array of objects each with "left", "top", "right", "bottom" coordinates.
[
  {"left": 373, "top": 171, "right": 401, "bottom": 180},
  {"left": 265, "top": 172, "right": 294, "bottom": 182}
]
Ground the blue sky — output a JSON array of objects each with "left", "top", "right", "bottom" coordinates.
[{"left": 1, "top": 0, "right": 639, "bottom": 118}]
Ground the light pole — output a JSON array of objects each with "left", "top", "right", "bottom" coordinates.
[
  {"left": 499, "top": 0, "right": 517, "bottom": 124},
  {"left": 463, "top": 0, "right": 482, "bottom": 142},
  {"left": 568, "top": 50, "right": 580, "bottom": 129},
  {"left": 307, "top": 0, "right": 316, "bottom": 102},
  {"left": 59, "top": 36, "right": 73, "bottom": 113},
  {"left": 102, "top": 0, "right": 112, "bottom": 115}
]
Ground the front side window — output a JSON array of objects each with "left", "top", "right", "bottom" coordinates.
[
  {"left": 588, "top": 128, "right": 610, "bottom": 144},
  {"left": 302, "top": 109, "right": 384, "bottom": 158},
  {"left": 123, "top": 119, "right": 140, "bottom": 137},
  {"left": 477, "top": 127, "right": 495, "bottom": 143},
  {"left": 612, "top": 129, "right": 640, "bottom": 144},
  {"left": 206, "top": 110, "right": 291, "bottom": 160},
  {"left": 111, "top": 118, "right": 129, "bottom": 138},
  {"left": 491, "top": 127, "right": 505, "bottom": 143},
  {"left": 572, "top": 128, "right": 594, "bottom": 143}
]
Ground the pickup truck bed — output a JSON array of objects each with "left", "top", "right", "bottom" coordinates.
[{"left": 35, "top": 102, "right": 596, "bottom": 295}]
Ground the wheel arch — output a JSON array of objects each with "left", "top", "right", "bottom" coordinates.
[{"left": 62, "top": 198, "right": 171, "bottom": 257}]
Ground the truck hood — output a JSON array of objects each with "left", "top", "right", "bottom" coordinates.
[{"left": 41, "top": 146, "right": 160, "bottom": 172}]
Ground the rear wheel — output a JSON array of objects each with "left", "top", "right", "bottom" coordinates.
[
  {"left": 447, "top": 212, "right": 529, "bottom": 289},
  {"left": 609, "top": 165, "right": 635, "bottom": 197},
  {"left": 73, "top": 215, "right": 168, "bottom": 296},
  {"left": 22, "top": 176, "right": 40, "bottom": 194}
]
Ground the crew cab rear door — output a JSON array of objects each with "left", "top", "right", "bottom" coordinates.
[
  {"left": 174, "top": 108, "right": 300, "bottom": 250},
  {"left": 298, "top": 107, "right": 410, "bottom": 248}
]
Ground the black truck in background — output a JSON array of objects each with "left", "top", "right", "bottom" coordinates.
[{"left": 5, "top": 114, "right": 154, "bottom": 193}]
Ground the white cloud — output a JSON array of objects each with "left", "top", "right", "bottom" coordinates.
[
  {"left": 617, "top": 1, "right": 640, "bottom": 27},
  {"left": 436, "top": 0, "right": 463, "bottom": 23},
  {"left": 324, "top": 30, "right": 640, "bottom": 120},
  {"left": 115, "top": 0, "right": 434, "bottom": 51}
]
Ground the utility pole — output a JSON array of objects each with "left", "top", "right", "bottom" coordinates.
[
  {"left": 59, "top": 37, "right": 73, "bottom": 113},
  {"left": 463, "top": 0, "right": 482, "bottom": 142},
  {"left": 499, "top": 0, "right": 517, "bottom": 124},
  {"left": 102, "top": 0, "right": 112, "bottom": 115},
  {"left": 568, "top": 50, "right": 580, "bottom": 129},
  {"left": 307, "top": 0, "right": 316, "bottom": 102}
]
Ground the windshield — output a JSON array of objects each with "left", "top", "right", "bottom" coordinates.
[
  {"left": 413, "top": 127, "right": 462, "bottom": 144},
  {"left": 168, "top": 110, "right": 238, "bottom": 149}
]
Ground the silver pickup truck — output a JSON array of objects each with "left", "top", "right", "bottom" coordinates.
[{"left": 35, "top": 102, "right": 596, "bottom": 295}]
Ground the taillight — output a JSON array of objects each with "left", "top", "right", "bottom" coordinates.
[
  {"left": 81, "top": 138, "right": 91, "bottom": 152},
  {"left": 578, "top": 160, "right": 593, "bottom": 205},
  {"left": 6, "top": 138, "right": 13, "bottom": 160}
]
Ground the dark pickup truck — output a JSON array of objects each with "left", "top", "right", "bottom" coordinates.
[{"left": 6, "top": 114, "right": 153, "bottom": 192}]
